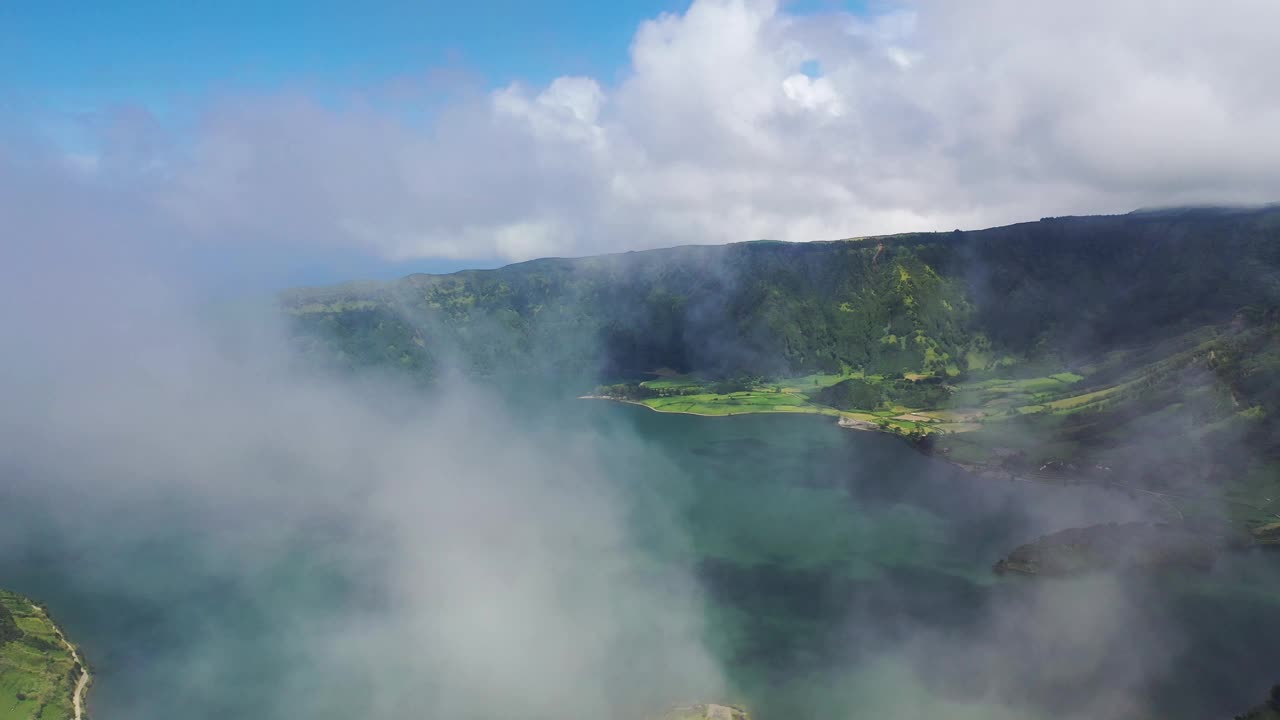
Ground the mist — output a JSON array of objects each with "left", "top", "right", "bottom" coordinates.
[
  {"left": 0, "top": 148, "right": 734, "bottom": 717},
  {"left": 1, "top": 300, "right": 735, "bottom": 718},
  {"left": 5, "top": 212, "right": 1280, "bottom": 720},
  {"left": 4, "top": 98, "right": 1280, "bottom": 720}
]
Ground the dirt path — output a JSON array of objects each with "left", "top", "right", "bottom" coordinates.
[
  {"left": 70, "top": 650, "right": 89, "bottom": 720},
  {"left": 31, "top": 604, "right": 90, "bottom": 720}
]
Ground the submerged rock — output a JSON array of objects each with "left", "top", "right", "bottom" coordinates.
[
  {"left": 660, "top": 704, "right": 751, "bottom": 720},
  {"left": 1251, "top": 521, "right": 1280, "bottom": 545},
  {"left": 993, "top": 522, "right": 1217, "bottom": 576}
]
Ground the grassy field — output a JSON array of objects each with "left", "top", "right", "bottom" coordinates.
[
  {"left": 638, "top": 374, "right": 707, "bottom": 391},
  {"left": 641, "top": 391, "right": 831, "bottom": 416},
  {"left": 624, "top": 338, "right": 1212, "bottom": 442},
  {"left": 630, "top": 367, "right": 1106, "bottom": 436},
  {"left": 627, "top": 372, "right": 942, "bottom": 435},
  {"left": 0, "top": 592, "right": 78, "bottom": 720}
]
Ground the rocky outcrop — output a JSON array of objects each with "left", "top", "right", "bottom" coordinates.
[{"left": 837, "top": 415, "right": 878, "bottom": 431}]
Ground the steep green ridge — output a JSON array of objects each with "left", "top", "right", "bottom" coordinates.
[
  {"left": 284, "top": 207, "right": 1280, "bottom": 531},
  {"left": 284, "top": 238, "right": 980, "bottom": 379},
  {"left": 0, "top": 591, "right": 83, "bottom": 720},
  {"left": 284, "top": 207, "right": 1280, "bottom": 380}
]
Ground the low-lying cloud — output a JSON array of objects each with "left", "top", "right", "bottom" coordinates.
[
  {"left": 0, "top": 268, "right": 726, "bottom": 718},
  {"left": 0, "top": 155, "right": 726, "bottom": 717},
  {"left": 3, "top": 3, "right": 1280, "bottom": 717}
]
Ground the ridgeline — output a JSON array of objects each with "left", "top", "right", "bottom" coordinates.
[{"left": 283, "top": 206, "right": 1280, "bottom": 534}]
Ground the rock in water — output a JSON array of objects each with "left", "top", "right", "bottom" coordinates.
[
  {"left": 661, "top": 704, "right": 751, "bottom": 720},
  {"left": 993, "top": 522, "right": 1217, "bottom": 577},
  {"left": 1251, "top": 521, "right": 1280, "bottom": 545}
]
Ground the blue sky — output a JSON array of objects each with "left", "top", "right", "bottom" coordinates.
[
  {"left": 1, "top": 0, "right": 705, "bottom": 285},
  {"left": 4, "top": 0, "right": 1269, "bottom": 295},
  {"left": 0, "top": 0, "right": 867, "bottom": 290},
  {"left": 2, "top": 1, "right": 678, "bottom": 101},
  {"left": 2, "top": 0, "right": 694, "bottom": 162},
  {"left": 1, "top": 1, "right": 862, "bottom": 105}
]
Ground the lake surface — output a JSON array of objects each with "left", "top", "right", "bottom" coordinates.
[{"left": 3, "top": 400, "right": 1280, "bottom": 719}]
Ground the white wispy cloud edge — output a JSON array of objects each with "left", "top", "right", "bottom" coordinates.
[{"left": 39, "top": 0, "right": 1280, "bottom": 261}]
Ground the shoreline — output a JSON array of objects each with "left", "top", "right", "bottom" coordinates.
[
  {"left": 31, "top": 603, "right": 90, "bottom": 720},
  {"left": 579, "top": 395, "right": 1216, "bottom": 525}
]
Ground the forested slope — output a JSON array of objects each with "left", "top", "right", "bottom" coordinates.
[{"left": 283, "top": 206, "right": 1280, "bottom": 382}]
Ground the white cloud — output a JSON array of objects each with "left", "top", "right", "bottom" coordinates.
[
  {"left": 493, "top": 76, "right": 606, "bottom": 146},
  {"left": 782, "top": 73, "right": 844, "bottom": 117},
  {"left": 15, "top": 0, "right": 1280, "bottom": 263}
]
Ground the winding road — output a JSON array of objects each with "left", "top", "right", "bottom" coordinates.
[{"left": 31, "top": 603, "right": 90, "bottom": 720}]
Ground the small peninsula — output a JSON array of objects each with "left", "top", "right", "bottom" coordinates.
[{"left": 0, "top": 590, "right": 90, "bottom": 720}]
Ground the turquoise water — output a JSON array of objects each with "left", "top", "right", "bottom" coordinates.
[{"left": 3, "top": 401, "right": 1280, "bottom": 718}]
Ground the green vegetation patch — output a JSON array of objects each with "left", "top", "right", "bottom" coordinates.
[
  {"left": 640, "top": 375, "right": 707, "bottom": 390},
  {"left": 812, "top": 378, "right": 882, "bottom": 411},
  {"left": 1045, "top": 383, "right": 1129, "bottom": 410},
  {"left": 642, "top": 391, "right": 829, "bottom": 417},
  {"left": 778, "top": 372, "right": 852, "bottom": 392},
  {"left": 0, "top": 591, "right": 79, "bottom": 720},
  {"left": 0, "top": 607, "right": 17, "bottom": 647}
]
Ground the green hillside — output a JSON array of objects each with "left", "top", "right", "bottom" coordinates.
[
  {"left": 0, "top": 591, "right": 85, "bottom": 720},
  {"left": 284, "top": 207, "right": 1280, "bottom": 379},
  {"left": 284, "top": 206, "right": 1280, "bottom": 533}
]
